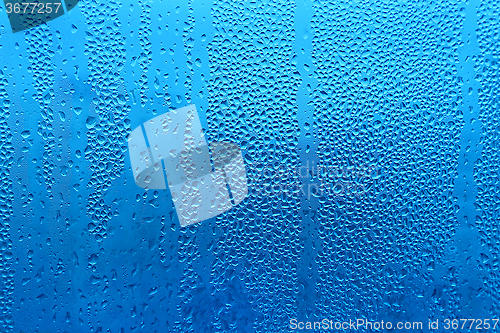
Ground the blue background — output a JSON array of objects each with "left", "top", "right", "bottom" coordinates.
[{"left": 0, "top": 0, "right": 499, "bottom": 332}]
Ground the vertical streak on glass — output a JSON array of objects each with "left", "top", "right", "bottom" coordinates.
[
  {"left": 21, "top": 25, "right": 60, "bottom": 331},
  {"left": 0, "top": 70, "right": 14, "bottom": 332},
  {"left": 181, "top": 1, "right": 219, "bottom": 332},
  {"left": 310, "top": 0, "right": 465, "bottom": 322},
  {"left": 145, "top": 3, "right": 187, "bottom": 330},
  {"left": 138, "top": 0, "right": 152, "bottom": 107},
  {"left": 437, "top": 0, "right": 494, "bottom": 319},
  {"left": 26, "top": 23, "right": 76, "bottom": 331},
  {"left": 80, "top": 0, "right": 128, "bottom": 240},
  {"left": 174, "top": 4, "right": 202, "bottom": 321},
  {"left": 79, "top": 0, "right": 129, "bottom": 329},
  {"left": 207, "top": 0, "right": 302, "bottom": 331},
  {"left": 182, "top": 0, "right": 194, "bottom": 105},
  {"left": 174, "top": 2, "right": 198, "bottom": 333},
  {"left": 25, "top": 26, "right": 55, "bottom": 196},
  {"left": 293, "top": 0, "right": 317, "bottom": 321},
  {"left": 471, "top": 0, "right": 500, "bottom": 316}
]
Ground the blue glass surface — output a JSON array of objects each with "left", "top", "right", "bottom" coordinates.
[{"left": 0, "top": 0, "right": 499, "bottom": 332}]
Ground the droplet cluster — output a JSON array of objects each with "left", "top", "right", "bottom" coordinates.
[
  {"left": 26, "top": 27, "right": 56, "bottom": 196},
  {"left": 206, "top": 0, "right": 302, "bottom": 331},
  {"left": 474, "top": 0, "right": 500, "bottom": 317},
  {"left": 81, "top": 0, "right": 130, "bottom": 241},
  {"left": 0, "top": 70, "right": 14, "bottom": 331},
  {"left": 310, "top": 0, "right": 464, "bottom": 321},
  {"left": 137, "top": 0, "right": 152, "bottom": 107}
]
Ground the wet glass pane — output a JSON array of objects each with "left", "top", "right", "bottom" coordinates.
[{"left": 0, "top": 0, "right": 499, "bottom": 331}]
